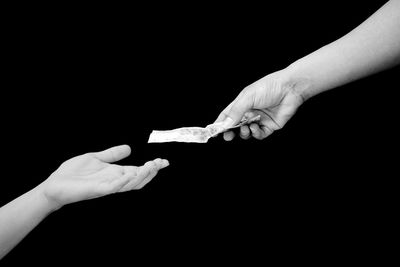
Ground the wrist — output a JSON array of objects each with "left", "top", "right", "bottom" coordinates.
[
  {"left": 281, "top": 63, "right": 316, "bottom": 101},
  {"left": 33, "top": 183, "right": 63, "bottom": 213}
]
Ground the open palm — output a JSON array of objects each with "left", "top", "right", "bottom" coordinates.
[{"left": 39, "top": 145, "right": 169, "bottom": 209}]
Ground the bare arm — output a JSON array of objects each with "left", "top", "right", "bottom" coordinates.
[
  {"left": 286, "top": 0, "right": 400, "bottom": 100},
  {"left": 215, "top": 0, "right": 400, "bottom": 140},
  {"left": 0, "top": 187, "right": 55, "bottom": 258},
  {"left": 0, "top": 145, "right": 169, "bottom": 260}
]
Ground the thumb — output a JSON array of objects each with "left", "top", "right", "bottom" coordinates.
[
  {"left": 93, "top": 145, "right": 131, "bottom": 163},
  {"left": 222, "top": 93, "right": 253, "bottom": 128}
]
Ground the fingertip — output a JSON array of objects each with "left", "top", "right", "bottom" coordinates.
[
  {"left": 261, "top": 126, "right": 273, "bottom": 139},
  {"left": 250, "top": 123, "right": 259, "bottom": 132},
  {"left": 113, "top": 144, "right": 132, "bottom": 160},
  {"left": 162, "top": 159, "right": 169, "bottom": 167},
  {"left": 249, "top": 123, "right": 262, "bottom": 139},
  {"left": 240, "top": 125, "right": 250, "bottom": 139},
  {"left": 94, "top": 144, "right": 132, "bottom": 163},
  {"left": 120, "top": 144, "right": 131, "bottom": 155},
  {"left": 223, "top": 131, "right": 235, "bottom": 141},
  {"left": 153, "top": 159, "right": 167, "bottom": 171}
]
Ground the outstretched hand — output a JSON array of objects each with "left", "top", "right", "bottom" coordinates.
[
  {"left": 38, "top": 145, "right": 169, "bottom": 210},
  {"left": 215, "top": 70, "right": 305, "bottom": 141}
]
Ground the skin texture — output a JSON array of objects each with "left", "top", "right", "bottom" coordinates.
[
  {"left": 0, "top": 145, "right": 168, "bottom": 259},
  {"left": 216, "top": 0, "right": 400, "bottom": 141}
]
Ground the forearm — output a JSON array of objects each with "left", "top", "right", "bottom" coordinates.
[
  {"left": 0, "top": 185, "right": 56, "bottom": 260},
  {"left": 284, "top": 0, "right": 400, "bottom": 100}
]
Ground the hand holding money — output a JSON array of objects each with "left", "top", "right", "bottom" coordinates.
[
  {"left": 214, "top": 70, "right": 304, "bottom": 141},
  {"left": 148, "top": 115, "right": 261, "bottom": 143}
]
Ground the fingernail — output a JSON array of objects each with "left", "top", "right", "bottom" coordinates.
[{"left": 221, "top": 117, "right": 234, "bottom": 129}]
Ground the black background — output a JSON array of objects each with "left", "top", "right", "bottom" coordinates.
[{"left": 1, "top": 1, "right": 397, "bottom": 264}]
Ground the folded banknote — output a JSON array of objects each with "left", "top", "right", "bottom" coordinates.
[{"left": 148, "top": 115, "right": 261, "bottom": 143}]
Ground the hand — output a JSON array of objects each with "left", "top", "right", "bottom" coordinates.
[
  {"left": 215, "top": 69, "right": 305, "bottom": 141},
  {"left": 38, "top": 145, "right": 169, "bottom": 210}
]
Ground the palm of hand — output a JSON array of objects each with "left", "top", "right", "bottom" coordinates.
[
  {"left": 42, "top": 154, "right": 127, "bottom": 208},
  {"left": 38, "top": 145, "right": 169, "bottom": 210},
  {"left": 56, "top": 154, "right": 113, "bottom": 178}
]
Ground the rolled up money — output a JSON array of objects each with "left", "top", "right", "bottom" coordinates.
[{"left": 148, "top": 115, "right": 261, "bottom": 143}]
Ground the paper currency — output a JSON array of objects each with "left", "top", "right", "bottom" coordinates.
[{"left": 148, "top": 115, "right": 261, "bottom": 143}]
